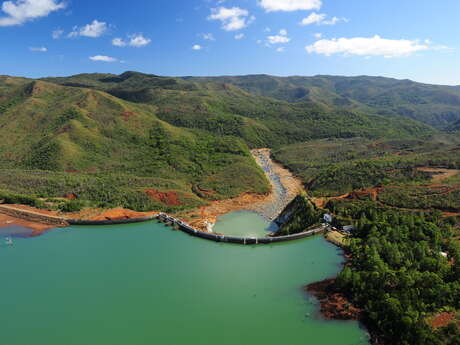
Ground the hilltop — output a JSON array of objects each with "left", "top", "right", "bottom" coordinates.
[
  {"left": 43, "top": 71, "right": 435, "bottom": 147},
  {"left": 185, "top": 74, "right": 460, "bottom": 129},
  {"left": 0, "top": 70, "right": 457, "bottom": 214},
  {"left": 0, "top": 76, "right": 269, "bottom": 212}
]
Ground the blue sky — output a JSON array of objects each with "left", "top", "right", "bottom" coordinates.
[{"left": 1, "top": 0, "right": 459, "bottom": 85}]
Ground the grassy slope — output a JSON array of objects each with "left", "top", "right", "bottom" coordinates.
[
  {"left": 185, "top": 74, "right": 460, "bottom": 129},
  {"left": 0, "top": 76, "right": 269, "bottom": 211},
  {"left": 273, "top": 136, "right": 460, "bottom": 210},
  {"left": 43, "top": 72, "right": 436, "bottom": 148}
]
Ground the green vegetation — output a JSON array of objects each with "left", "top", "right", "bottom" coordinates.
[
  {"left": 273, "top": 137, "right": 460, "bottom": 196},
  {"left": 43, "top": 72, "right": 435, "bottom": 148},
  {"left": 2, "top": 71, "right": 460, "bottom": 344},
  {"left": 336, "top": 208, "right": 460, "bottom": 345},
  {"left": 186, "top": 74, "right": 460, "bottom": 129},
  {"left": 272, "top": 135, "right": 460, "bottom": 345},
  {"left": 274, "top": 193, "right": 322, "bottom": 235},
  {"left": 378, "top": 186, "right": 460, "bottom": 212},
  {"left": 0, "top": 76, "right": 269, "bottom": 211}
]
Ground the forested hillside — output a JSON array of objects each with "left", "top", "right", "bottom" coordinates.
[
  {"left": 185, "top": 74, "right": 460, "bottom": 129},
  {"left": 43, "top": 72, "right": 435, "bottom": 147},
  {"left": 0, "top": 76, "right": 269, "bottom": 211}
]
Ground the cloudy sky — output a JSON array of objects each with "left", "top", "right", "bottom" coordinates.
[{"left": 1, "top": 0, "right": 459, "bottom": 84}]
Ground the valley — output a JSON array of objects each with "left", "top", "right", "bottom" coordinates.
[{"left": 1, "top": 71, "right": 460, "bottom": 345}]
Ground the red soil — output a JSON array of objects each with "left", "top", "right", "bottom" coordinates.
[
  {"left": 429, "top": 312, "right": 456, "bottom": 328},
  {"left": 312, "top": 187, "right": 384, "bottom": 208},
  {"left": 145, "top": 189, "right": 182, "bottom": 206},
  {"left": 87, "top": 208, "right": 157, "bottom": 221},
  {"left": 305, "top": 279, "right": 362, "bottom": 321},
  {"left": 417, "top": 167, "right": 460, "bottom": 183},
  {"left": 0, "top": 212, "right": 54, "bottom": 234},
  {"left": 64, "top": 193, "right": 78, "bottom": 200},
  {"left": 0, "top": 204, "right": 158, "bottom": 233},
  {"left": 121, "top": 111, "right": 136, "bottom": 121}
]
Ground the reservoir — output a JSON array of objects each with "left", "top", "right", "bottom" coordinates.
[{"left": 0, "top": 219, "right": 369, "bottom": 345}]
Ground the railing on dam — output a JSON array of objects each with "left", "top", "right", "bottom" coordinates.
[{"left": 157, "top": 213, "right": 325, "bottom": 245}]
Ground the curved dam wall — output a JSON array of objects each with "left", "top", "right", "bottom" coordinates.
[{"left": 157, "top": 213, "right": 325, "bottom": 245}]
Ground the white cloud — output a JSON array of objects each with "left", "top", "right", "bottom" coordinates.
[
  {"left": 201, "top": 33, "right": 215, "bottom": 41},
  {"left": 268, "top": 35, "right": 290, "bottom": 44},
  {"left": 192, "top": 44, "right": 202, "bottom": 50},
  {"left": 300, "top": 12, "right": 325, "bottom": 25},
  {"left": 276, "top": 47, "right": 285, "bottom": 52},
  {"left": 89, "top": 55, "right": 118, "bottom": 62},
  {"left": 0, "top": 0, "right": 65, "bottom": 26},
  {"left": 112, "top": 37, "right": 126, "bottom": 47},
  {"left": 52, "top": 28, "right": 63, "bottom": 39},
  {"left": 29, "top": 46, "right": 47, "bottom": 52},
  {"left": 112, "top": 34, "right": 151, "bottom": 47},
  {"left": 322, "top": 16, "right": 344, "bottom": 25},
  {"left": 267, "top": 29, "right": 290, "bottom": 45},
  {"left": 128, "top": 34, "right": 151, "bottom": 47},
  {"left": 300, "top": 12, "right": 346, "bottom": 26},
  {"left": 208, "top": 7, "right": 254, "bottom": 31},
  {"left": 306, "top": 35, "right": 431, "bottom": 58},
  {"left": 234, "top": 33, "right": 244, "bottom": 40},
  {"left": 69, "top": 20, "right": 107, "bottom": 38},
  {"left": 259, "top": 0, "right": 321, "bottom": 12},
  {"left": 314, "top": 32, "right": 322, "bottom": 39}
]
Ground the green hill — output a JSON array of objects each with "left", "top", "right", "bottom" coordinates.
[
  {"left": 0, "top": 71, "right": 450, "bottom": 212},
  {"left": 0, "top": 76, "right": 269, "bottom": 211},
  {"left": 185, "top": 74, "right": 460, "bottom": 128},
  {"left": 43, "top": 72, "right": 435, "bottom": 147}
]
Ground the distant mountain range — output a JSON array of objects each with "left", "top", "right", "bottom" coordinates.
[
  {"left": 183, "top": 74, "right": 460, "bottom": 129},
  {"left": 0, "top": 71, "right": 458, "bottom": 210}
]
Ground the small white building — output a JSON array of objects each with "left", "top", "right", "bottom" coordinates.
[
  {"left": 323, "top": 214, "right": 333, "bottom": 223},
  {"left": 342, "top": 225, "right": 356, "bottom": 233}
]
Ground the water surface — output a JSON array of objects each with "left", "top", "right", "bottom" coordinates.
[
  {"left": 213, "top": 211, "right": 276, "bottom": 237},
  {"left": 0, "top": 220, "right": 369, "bottom": 345}
]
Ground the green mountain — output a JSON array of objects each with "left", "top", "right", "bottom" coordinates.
[
  {"left": 184, "top": 74, "right": 460, "bottom": 128},
  {"left": 0, "top": 76, "right": 269, "bottom": 211},
  {"left": 449, "top": 119, "right": 460, "bottom": 132},
  {"left": 43, "top": 72, "right": 435, "bottom": 147},
  {"left": 0, "top": 71, "right": 448, "bottom": 212}
]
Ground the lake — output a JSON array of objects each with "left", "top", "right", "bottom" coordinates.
[{"left": 0, "top": 215, "right": 369, "bottom": 345}]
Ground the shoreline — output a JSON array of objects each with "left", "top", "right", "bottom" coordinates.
[
  {"left": 0, "top": 205, "right": 158, "bottom": 236},
  {"left": 0, "top": 148, "right": 303, "bottom": 235},
  {"left": 182, "top": 148, "right": 303, "bottom": 230}
]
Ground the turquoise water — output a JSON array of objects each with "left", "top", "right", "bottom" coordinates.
[
  {"left": 213, "top": 211, "right": 276, "bottom": 237},
  {"left": 0, "top": 219, "right": 369, "bottom": 345}
]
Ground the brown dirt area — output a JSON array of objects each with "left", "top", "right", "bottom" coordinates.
[
  {"left": 429, "top": 312, "right": 457, "bottom": 328},
  {"left": 0, "top": 212, "right": 54, "bottom": 234},
  {"left": 180, "top": 148, "right": 303, "bottom": 231},
  {"left": 312, "top": 187, "right": 384, "bottom": 208},
  {"left": 305, "top": 278, "right": 362, "bottom": 321},
  {"left": 0, "top": 204, "right": 158, "bottom": 235},
  {"left": 145, "top": 189, "right": 182, "bottom": 206},
  {"left": 417, "top": 167, "right": 460, "bottom": 183}
]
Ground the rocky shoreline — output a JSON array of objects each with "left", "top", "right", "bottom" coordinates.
[
  {"left": 183, "top": 148, "right": 303, "bottom": 230},
  {"left": 305, "top": 278, "right": 362, "bottom": 321}
]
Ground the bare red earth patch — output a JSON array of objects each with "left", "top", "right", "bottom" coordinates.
[
  {"left": 64, "top": 193, "right": 78, "bottom": 200},
  {"left": 121, "top": 111, "right": 136, "bottom": 121},
  {"left": 430, "top": 312, "right": 456, "bottom": 328},
  {"left": 305, "top": 278, "right": 362, "bottom": 321},
  {"left": 145, "top": 189, "right": 182, "bottom": 206}
]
